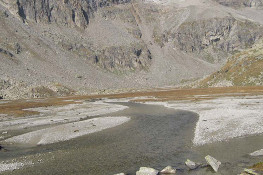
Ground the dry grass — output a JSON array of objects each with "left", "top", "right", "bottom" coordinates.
[
  {"left": 1, "top": 86, "right": 263, "bottom": 117},
  {"left": 251, "top": 162, "right": 263, "bottom": 171}
]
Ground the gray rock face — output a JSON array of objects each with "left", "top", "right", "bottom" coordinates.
[
  {"left": 205, "top": 155, "right": 221, "bottom": 172},
  {"left": 136, "top": 167, "right": 159, "bottom": 175},
  {"left": 14, "top": 0, "right": 130, "bottom": 28},
  {"left": 87, "top": 44, "right": 152, "bottom": 72},
  {"left": 173, "top": 17, "right": 263, "bottom": 63},
  {"left": 214, "top": 0, "right": 263, "bottom": 8}
]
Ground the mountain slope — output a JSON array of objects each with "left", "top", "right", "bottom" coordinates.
[
  {"left": 197, "top": 39, "right": 263, "bottom": 87},
  {"left": 0, "top": 0, "right": 263, "bottom": 99}
]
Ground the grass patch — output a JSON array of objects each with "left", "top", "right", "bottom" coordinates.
[{"left": 251, "top": 162, "right": 263, "bottom": 171}]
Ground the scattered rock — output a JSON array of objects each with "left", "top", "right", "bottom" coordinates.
[
  {"left": 160, "top": 166, "right": 176, "bottom": 174},
  {"left": 185, "top": 159, "right": 199, "bottom": 170},
  {"left": 250, "top": 149, "right": 263, "bottom": 157},
  {"left": 0, "top": 48, "right": 14, "bottom": 57},
  {"left": 136, "top": 167, "right": 159, "bottom": 175},
  {"left": 15, "top": 43, "right": 22, "bottom": 54},
  {"left": 205, "top": 155, "right": 221, "bottom": 172}
]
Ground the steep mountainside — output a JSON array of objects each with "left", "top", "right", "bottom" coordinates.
[{"left": 0, "top": 0, "right": 263, "bottom": 99}]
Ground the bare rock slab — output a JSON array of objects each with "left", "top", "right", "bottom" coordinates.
[
  {"left": 205, "top": 155, "right": 221, "bottom": 172},
  {"left": 160, "top": 166, "right": 176, "bottom": 174},
  {"left": 136, "top": 167, "right": 159, "bottom": 175},
  {"left": 250, "top": 149, "right": 263, "bottom": 157}
]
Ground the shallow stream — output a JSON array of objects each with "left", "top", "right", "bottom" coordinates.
[{"left": 1, "top": 102, "right": 263, "bottom": 175}]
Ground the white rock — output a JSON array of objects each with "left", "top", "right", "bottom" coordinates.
[
  {"left": 114, "top": 173, "right": 125, "bottom": 175},
  {"left": 205, "top": 155, "right": 221, "bottom": 172},
  {"left": 136, "top": 167, "right": 159, "bottom": 175},
  {"left": 185, "top": 159, "right": 198, "bottom": 170},
  {"left": 250, "top": 149, "right": 263, "bottom": 157},
  {"left": 160, "top": 166, "right": 176, "bottom": 174}
]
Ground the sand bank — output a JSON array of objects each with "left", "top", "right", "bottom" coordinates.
[
  {"left": 4, "top": 116, "right": 130, "bottom": 145},
  {"left": 0, "top": 100, "right": 128, "bottom": 132}
]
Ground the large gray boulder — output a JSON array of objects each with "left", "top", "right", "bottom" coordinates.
[
  {"left": 136, "top": 167, "right": 159, "bottom": 175},
  {"left": 205, "top": 155, "right": 221, "bottom": 172}
]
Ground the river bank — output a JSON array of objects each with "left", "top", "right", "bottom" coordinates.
[{"left": 0, "top": 86, "right": 263, "bottom": 174}]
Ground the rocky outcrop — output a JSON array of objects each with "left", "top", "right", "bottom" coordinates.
[
  {"left": 173, "top": 17, "right": 263, "bottom": 63},
  {"left": 214, "top": 0, "right": 263, "bottom": 8},
  {"left": 6, "top": 0, "right": 130, "bottom": 28},
  {"left": 86, "top": 44, "right": 152, "bottom": 72}
]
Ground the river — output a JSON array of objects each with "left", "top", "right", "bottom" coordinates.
[{"left": 1, "top": 102, "right": 263, "bottom": 175}]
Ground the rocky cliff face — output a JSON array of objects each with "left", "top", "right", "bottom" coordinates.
[
  {"left": 214, "top": 0, "right": 263, "bottom": 8},
  {"left": 11, "top": 0, "right": 130, "bottom": 28},
  {"left": 153, "top": 15, "right": 263, "bottom": 64},
  {"left": 174, "top": 17, "right": 263, "bottom": 63}
]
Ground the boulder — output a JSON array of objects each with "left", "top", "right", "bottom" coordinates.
[
  {"left": 114, "top": 173, "right": 126, "bottom": 175},
  {"left": 185, "top": 159, "right": 199, "bottom": 170},
  {"left": 160, "top": 166, "right": 176, "bottom": 174},
  {"left": 205, "top": 155, "right": 221, "bottom": 172},
  {"left": 250, "top": 149, "right": 263, "bottom": 157},
  {"left": 136, "top": 167, "right": 159, "bottom": 175}
]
